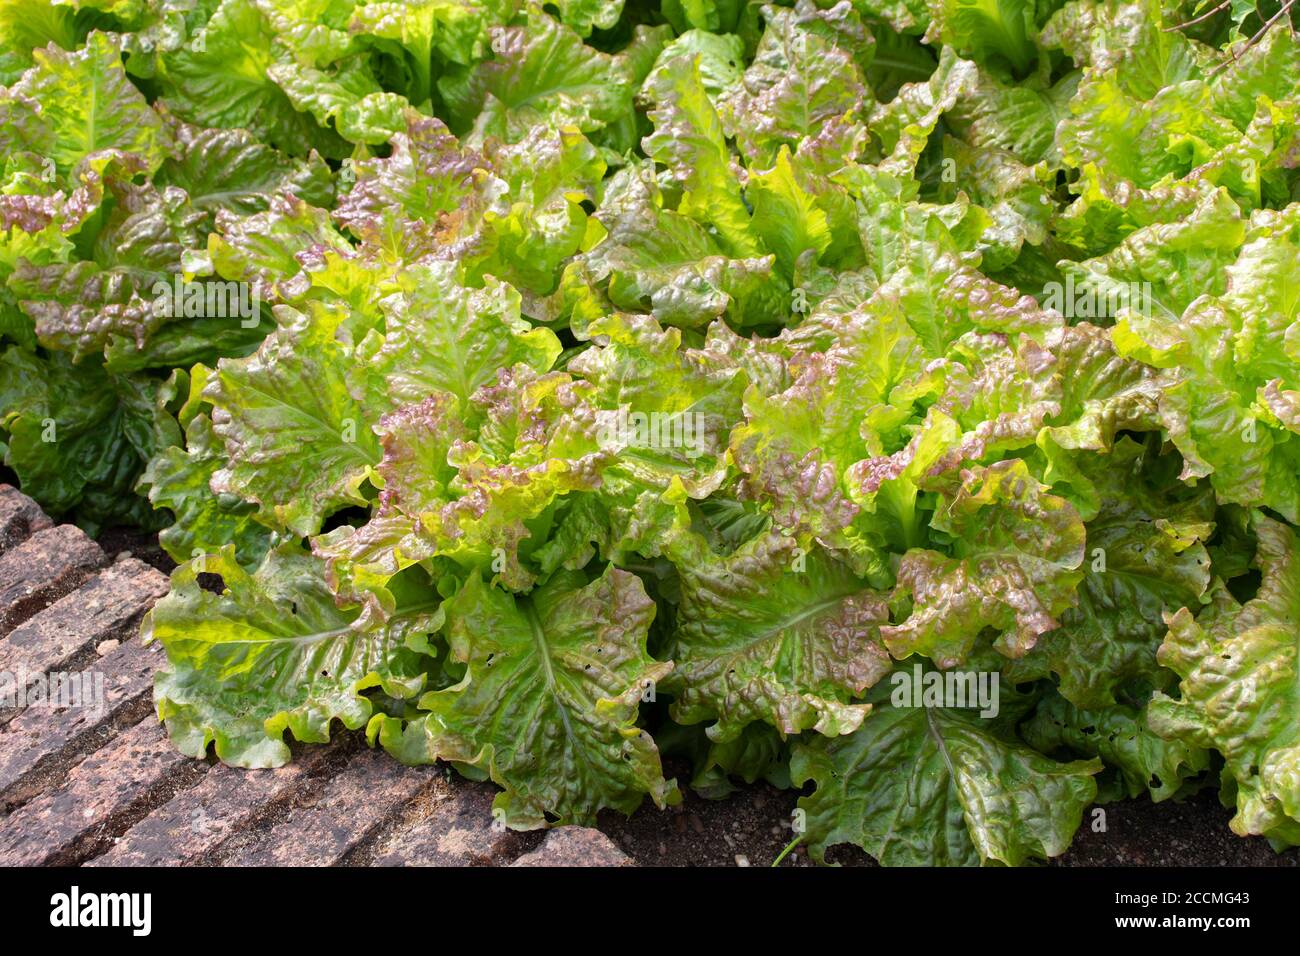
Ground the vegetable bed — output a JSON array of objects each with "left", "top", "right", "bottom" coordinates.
[{"left": 2, "top": 0, "right": 1300, "bottom": 866}]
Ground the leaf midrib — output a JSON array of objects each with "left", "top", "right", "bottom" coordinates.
[{"left": 525, "top": 602, "right": 577, "bottom": 748}]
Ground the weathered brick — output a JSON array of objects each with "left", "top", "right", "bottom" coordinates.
[
  {"left": 372, "top": 780, "right": 526, "bottom": 866},
  {"left": 0, "top": 557, "right": 167, "bottom": 685},
  {"left": 215, "top": 747, "right": 436, "bottom": 866},
  {"left": 510, "top": 827, "right": 635, "bottom": 867},
  {"left": 0, "top": 717, "right": 204, "bottom": 866},
  {"left": 0, "top": 524, "right": 107, "bottom": 636},
  {"left": 0, "top": 485, "right": 52, "bottom": 555},
  {"left": 87, "top": 745, "right": 338, "bottom": 867},
  {"left": 0, "top": 637, "right": 164, "bottom": 806}
]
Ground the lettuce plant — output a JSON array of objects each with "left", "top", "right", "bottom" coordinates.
[{"left": 2, "top": 0, "right": 1299, "bottom": 864}]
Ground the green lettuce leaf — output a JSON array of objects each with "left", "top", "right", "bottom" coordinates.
[
  {"left": 206, "top": 300, "right": 381, "bottom": 536},
  {"left": 150, "top": 544, "right": 439, "bottom": 768},
  {"left": 663, "top": 528, "right": 892, "bottom": 743},
  {"left": 1149, "top": 515, "right": 1300, "bottom": 846},
  {"left": 791, "top": 666, "right": 1101, "bottom": 865},
  {"left": 370, "top": 567, "right": 677, "bottom": 827},
  {"left": 882, "top": 459, "right": 1086, "bottom": 666}
]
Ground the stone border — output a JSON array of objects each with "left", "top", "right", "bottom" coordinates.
[{"left": 0, "top": 485, "right": 631, "bottom": 868}]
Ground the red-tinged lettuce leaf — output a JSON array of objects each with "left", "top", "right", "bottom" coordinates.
[
  {"left": 845, "top": 0, "right": 929, "bottom": 32},
  {"left": 206, "top": 193, "right": 355, "bottom": 305},
  {"left": 1209, "top": 23, "right": 1300, "bottom": 131},
  {"left": 206, "top": 300, "right": 381, "bottom": 536},
  {"left": 943, "top": 57, "right": 1078, "bottom": 165},
  {"left": 252, "top": 0, "right": 358, "bottom": 67},
  {"left": 882, "top": 459, "right": 1086, "bottom": 666},
  {"left": 865, "top": 46, "right": 978, "bottom": 177},
  {"left": 849, "top": 407, "right": 959, "bottom": 553},
  {"left": 149, "top": 544, "right": 440, "bottom": 768},
  {"left": 847, "top": 326, "right": 1066, "bottom": 550},
  {"left": 416, "top": 368, "right": 606, "bottom": 586},
  {"left": 790, "top": 666, "right": 1101, "bottom": 865},
  {"left": 546, "top": 0, "right": 625, "bottom": 35},
  {"left": 1039, "top": 0, "right": 1202, "bottom": 98},
  {"left": 568, "top": 310, "right": 745, "bottom": 499},
  {"left": 1149, "top": 515, "right": 1300, "bottom": 846},
  {"left": 860, "top": 246, "right": 1063, "bottom": 357},
  {"left": 310, "top": 393, "right": 463, "bottom": 596},
  {"left": 1037, "top": 322, "right": 1167, "bottom": 456},
  {"left": 438, "top": 7, "right": 639, "bottom": 145},
  {"left": 0, "top": 158, "right": 82, "bottom": 342},
  {"left": 1047, "top": 5, "right": 1299, "bottom": 243},
  {"left": 267, "top": 53, "right": 410, "bottom": 146},
  {"left": 576, "top": 162, "right": 788, "bottom": 329},
  {"left": 3, "top": 31, "right": 170, "bottom": 176},
  {"left": 746, "top": 146, "right": 863, "bottom": 283},
  {"left": 915, "top": 330, "right": 1063, "bottom": 472},
  {"left": 729, "top": 304, "right": 931, "bottom": 571},
  {"left": 11, "top": 177, "right": 208, "bottom": 361},
  {"left": 1004, "top": 438, "right": 1214, "bottom": 707},
  {"left": 645, "top": 29, "right": 745, "bottom": 104},
  {"left": 447, "top": 124, "right": 606, "bottom": 296},
  {"left": 332, "top": 111, "right": 483, "bottom": 253},
  {"left": 662, "top": 528, "right": 892, "bottom": 743},
  {"left": 369, "top": 568, "right": 677, "bottom": 828},
  {"left": 936, "top": 137, "right": 1056, "bottom": 269},
  {"left": 717, "top": 0, "right": 871, "bottom": 168},
  {"left": 359, "top": 260, "right": 561, "bottom": 412},
  {"left": 1061, "top": 188, "right": 1246, "bottom": 323},
  {"left": 315, "top": 366, "right": 606, "bottom": 592}
]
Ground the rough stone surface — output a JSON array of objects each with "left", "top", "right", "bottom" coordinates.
[
  {"left": 372, "top": 779, "right": 529, "bottom": 866},
  {"left": 0, "top": 557, "right": 168, "bottom": 686},
  {"left": 214, "top": 747, "right": 437, "bottom": 866},
  {"left": 88, "top": 745, "right": 338, "bottom": 867},
  {"left": 0, "top": 718, "right": 201, "bottom": 866},
  {"left": 0, "top": 524, "right": 107, "bottom": 636},
  {"left": 0, "top": 485, "right": 52, "bottom": 555},
  {"left": 0, "top": 637, "right": 165, "bottom": 806},
  {"left": 511, "top": 827, "right": 635, "bottom": 868}
]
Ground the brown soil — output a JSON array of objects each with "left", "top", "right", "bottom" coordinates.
[{"left": 595, "top": 771, "right": 1300, "bottom": 867}]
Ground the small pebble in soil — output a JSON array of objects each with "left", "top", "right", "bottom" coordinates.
[
  {"left": 96, "top": 639, "right": 120, "bottom": 656},
  {"left": 735, "top": 855, "right": 750, "bottom": 867}
]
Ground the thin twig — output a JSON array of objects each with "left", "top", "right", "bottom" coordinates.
[
  {"left": 1210, "top": 0, "right": 1298, "bottom": 76},
  {"left": 1163, "top": 0, "right": 1233, "bottom": 31},
  {"left": 1243, "top": 0, "right": 1297, "bottom": 47}
]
